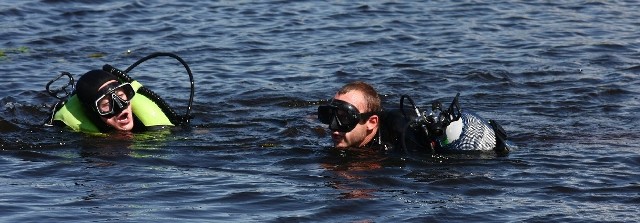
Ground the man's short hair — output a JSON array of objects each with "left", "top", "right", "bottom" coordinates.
[{"left": 337, "top": 81, "right": 381, "bottom": 113}]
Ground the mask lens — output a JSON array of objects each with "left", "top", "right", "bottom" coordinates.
[
  {"left": 96, "top": 95, "right": 114, "bottom": 113},
  {"left": 334, "top": 108, "right": 355, "bottom": 126},
  {"left": 317, "top": 105, "right": 334, "bottom": 124},
  {"left": 114, "top": 87, "right": 132, "bottom": 101},
  {"left": 318, "top": 99, "right": 365, "bottom": 132}
]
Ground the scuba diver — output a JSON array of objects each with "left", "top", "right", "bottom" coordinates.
[
  {"left": 45, "top": 52, "right": 194, "bottom": 133},
  {"left": 317, "top": 81, "right": 383, "bottom": 149},
  {"left": 317, "top": 81, "right": 511, "bottom": 156},
  {"left": 75, "top": 69, "right": 139, "bottom": 132}
]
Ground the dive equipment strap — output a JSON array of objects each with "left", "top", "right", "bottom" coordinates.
[
  {"left": 44, "top": 72, "right": 75, "bottom": 126},
  {"left": 45, "top": 72, "right": 75, "bottom": 100}
]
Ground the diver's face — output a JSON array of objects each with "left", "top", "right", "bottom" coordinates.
[
  {"left": 330, "top": 90, "right": 375, "bottom": 148},
  {"left": 97, "top": 80, "right": 134, "bottom": 131}
]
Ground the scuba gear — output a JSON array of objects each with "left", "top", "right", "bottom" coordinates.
[
  {"left": 318, "top": 99, "right": 376, "bottom": 132},
  {"left": 94, "top": 82, "right": 135, "bottom": 117},
  {"left": 111, "top": 52, "right": 195, "bottom": 124},
  {"left": 399, "top": 93, "right": 510, "bottom": 155},
  {"left": 400, "top": 93, "right": 462, "bottom": 153},
  {"left": 46, "top": 79, "right": 173, "bottom": 133},
  {"left": 45, "top": 72, "right": 74, "bottom": 100},
  {"left": 44, "top": 52, "right": 194, "bottom": 133},
  {"left": 44, "top": 72, "right": 74, "bottom": 127}
]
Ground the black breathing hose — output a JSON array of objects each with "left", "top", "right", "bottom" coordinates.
[
  {"left": 102, "top": 52, "right": 195, "bottom": 125},
  {"left": 399, "top": 95, "right": 435, "bottom": 154}
]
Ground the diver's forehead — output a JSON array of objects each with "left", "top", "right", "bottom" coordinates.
[
  {"left": 98, "top": 80, "right": 119, "bottom": 91},
  {"left": 334, "top": 90, "right": 366, "bottom": 112}
]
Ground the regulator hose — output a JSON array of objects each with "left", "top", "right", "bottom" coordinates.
[
  {"left": 399, "top": 94, "right": 435, "bottom": 154},
  {"left": 102, "top": 52, "right": 195, "bottom": 125}
]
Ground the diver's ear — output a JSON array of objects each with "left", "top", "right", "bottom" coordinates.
[{"left": 366, "top": 115, "right": 379, "bottom": 131}]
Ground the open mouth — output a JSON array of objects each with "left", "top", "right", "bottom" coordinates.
[{"left": 116, "top": 112, "right": 130, "bottom": 124}]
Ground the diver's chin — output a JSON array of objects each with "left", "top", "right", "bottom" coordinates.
[{"left": 331, "top": 132, "right": 347, "bottom": 148}]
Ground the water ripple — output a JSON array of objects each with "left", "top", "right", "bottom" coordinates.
[{"left": 1, "top": 0, "right": 639, "bottom": 222}]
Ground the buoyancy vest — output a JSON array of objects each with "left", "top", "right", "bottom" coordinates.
[{"left": 52, "top": 80, "right": 173, "bottom": 133}]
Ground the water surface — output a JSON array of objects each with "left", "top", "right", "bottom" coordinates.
[{"left": 1, "top": 1, "right": 639, "bottom": 222}]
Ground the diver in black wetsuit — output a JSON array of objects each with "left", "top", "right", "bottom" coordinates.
[{"left": 317, "top": 81, "right": 511, "bottom": 156}]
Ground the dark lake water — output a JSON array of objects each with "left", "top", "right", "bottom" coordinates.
[{"left": 2, "top": 0, "right": 639, "bottom": 222}]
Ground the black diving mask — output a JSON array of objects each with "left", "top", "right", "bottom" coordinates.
[
  {"left": 93, "top": 82, "right": 135, "bottom": 117},
  {"left": 318, "top": 99, "right": 376, "bottom": 132}
]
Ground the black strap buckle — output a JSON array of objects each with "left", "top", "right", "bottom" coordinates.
[{"left": 45, "top": 72, "right": 74, "bottom": 100}]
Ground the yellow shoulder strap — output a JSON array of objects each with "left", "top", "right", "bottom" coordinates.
[{"left": 130, "top": 81, "right": 174, "bottom": 127}]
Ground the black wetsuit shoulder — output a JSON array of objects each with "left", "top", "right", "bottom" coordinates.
[
  {"left": 365, "top": 108, "right": 424, "bottom": 153},
  {"left": 130, "top": 114, "right": 147, "bottom": 132}
]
